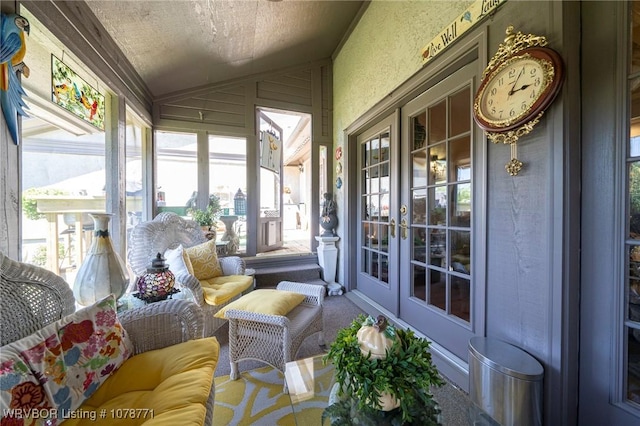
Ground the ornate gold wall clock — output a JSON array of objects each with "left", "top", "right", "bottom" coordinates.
[{"left": 473, "top": 26, "right": 564, "bottom": 175}]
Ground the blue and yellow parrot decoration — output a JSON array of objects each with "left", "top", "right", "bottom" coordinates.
[{"left": 1, "top": 13, "right": 30, "bottom": 145}]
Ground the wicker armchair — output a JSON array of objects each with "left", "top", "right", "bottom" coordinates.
[
  {"left": 0, "top": 251, "right": 216, "bottom": 425},
  {"left": 0, "top": 252, "right": 76, "bottom": 346},
  {"left": 127, "top": 212, "right": 250, "bottom": 336},
  {"left": 226, "top": 281, "right": 325, "bottom": 392}
]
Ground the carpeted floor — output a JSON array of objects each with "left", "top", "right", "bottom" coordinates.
[{"left": 212, "top": 294, "right": 473, "bottom": 425}]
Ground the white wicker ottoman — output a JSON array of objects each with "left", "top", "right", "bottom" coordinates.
[{"left": 225, "top": 281, "right": 325, "bottom": 392}]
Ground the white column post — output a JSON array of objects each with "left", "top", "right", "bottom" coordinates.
[{"left": 315, "top": 236, "right": 342, "bottom": 295}]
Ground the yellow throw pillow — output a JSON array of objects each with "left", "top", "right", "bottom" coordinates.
[
  {"left": 214, "top": 289, "right": 305, "bottom": 318},
  {"left": 185, "top": 239, "right": 223, "bottom": 280}
]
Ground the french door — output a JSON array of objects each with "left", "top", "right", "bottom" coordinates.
[
  {"left": 356, "top": 113, "right": 400, "bottom": 316},
  {"left": 399, "top": 62, "right": 479, "bottom": 360}
]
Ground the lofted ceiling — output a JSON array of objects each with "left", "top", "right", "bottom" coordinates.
[
  {"left": 84, "top": 0, "right": 366, "bottom": 98},
  {"left": 18, "top": 0, "right": 366, "bottom": 164}
]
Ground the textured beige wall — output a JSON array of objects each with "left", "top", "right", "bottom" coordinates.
[{"left": 333, "top": 0, "right": 473, "bottom": 141}]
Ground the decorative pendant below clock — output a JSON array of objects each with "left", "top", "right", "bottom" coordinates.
[{"left": 473, "top": 25, "right": 564, "bottom": 175}]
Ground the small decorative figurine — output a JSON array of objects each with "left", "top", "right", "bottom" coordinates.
[{"left": 320, "top": 192, "right": 338, "bottom": 237}]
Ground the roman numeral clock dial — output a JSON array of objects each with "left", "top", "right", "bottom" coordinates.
[{"left": 473, "top": 26, "right": 564, "bottom": 175}]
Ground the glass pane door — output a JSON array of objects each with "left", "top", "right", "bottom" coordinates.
[
  {"left": 357, "top": 113, "right": 399, "bottom": 315},
  {"left": 400, "top": 63, "right": 477, "bottom": 360},
  {"left": 258, "top": 111, "right": 284, "bottom": 253},
  {"left": 409, "top": 89, "right": 472, "bottom": 322}
]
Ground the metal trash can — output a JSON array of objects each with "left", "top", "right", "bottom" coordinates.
[{"left": 468, "top": 337, "right": 544, "bottom": 426}]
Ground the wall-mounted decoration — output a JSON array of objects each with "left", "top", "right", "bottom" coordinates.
[
  {"left": 51, "top": 54, "right": 105, "bottom": 131},
  {"left": 336, "top": 176, "right": 343, "bottom": 190},
  {"left": 473, "top": 26, "right": 564, "bottom": 176},
  {"left": 421, "top": 0, "right": 507, "bottom": 64},
  {"left": 336, "top": 162, "right": 343, "bottom": 174},
  {"left": 1, "top": 13, "right": 30, "bottom": 145},
  {"left": 335, "top": 146, "right": 342, "bottom": 161},
  {"left": 260, "top": 130, "right": 281, "bottom": 173}
]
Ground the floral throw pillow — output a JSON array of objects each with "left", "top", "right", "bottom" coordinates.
[
  {"left": 0, "top": 351, "right": 56, "bottom": 426},
  {"left": 1, "top": 294, "right": 133, "bottom": 420}
]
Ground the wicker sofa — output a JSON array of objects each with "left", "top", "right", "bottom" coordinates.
[
  {"left": 0, "top": 252, "right": 219, "bottom": 425},
  {"left": 127, "top": 212, "right": 253, "bottom": 337}
]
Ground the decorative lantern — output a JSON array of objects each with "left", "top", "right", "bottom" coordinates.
[
  {"left": 234, "top": 188, "right": 246, "bottom": 216},
  {"left": 135, "top": 253, "right": 177, "bottom": 302}
]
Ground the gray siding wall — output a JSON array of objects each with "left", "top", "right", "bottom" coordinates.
[
  {"left": 578, "top": 2, "right": 640, "bottom": 424},
  {"left": 160, "top": 86, "right": 247, "bottom": 128},
  {"left": 154, "top": 61, "right": 332, "bottom": 142},
  {"left": 479, "top": 3, "right": 580, "bottom": 424}
]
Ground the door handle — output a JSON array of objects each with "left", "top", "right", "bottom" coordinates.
[
  {"left": 390, "top": 218, "right": 396, "bottom": 238},
  {"left": 400, "top": 218, "right": 408, "bottom": 240}
]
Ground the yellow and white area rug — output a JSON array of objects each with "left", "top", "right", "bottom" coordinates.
[{"left": 213, "top": 364, "right": 334, "bottom": 426}]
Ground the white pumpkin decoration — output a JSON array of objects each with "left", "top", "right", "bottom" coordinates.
[
  {"left": 376, "top": 392, "right": 401, "bottom": 412},
  {"left": 357, "top": 315, "right": 396, "bottom": 359},
  {"left": 356, "top": 315, "right": 401, "bottom": 411}
]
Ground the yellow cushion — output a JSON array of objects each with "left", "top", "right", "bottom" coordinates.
[
  {"left": 214, "top": 289, "right": 305, "bottom": 318},
  {"left": 185, "top": 239, "right": 222, "bottom": 280},
  {"left": 201, "top": 275, "right": 254, "bottom": 305},
  {"left": 65, "top": 337, "right": 219, "bottom": 426}
]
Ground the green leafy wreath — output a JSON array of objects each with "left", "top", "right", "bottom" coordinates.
[{"left": 323, "top": 314, "right": 445, "bottom": 425}]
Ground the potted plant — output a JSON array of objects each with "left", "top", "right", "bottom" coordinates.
[
  {"left": 190, "top": 206, "right": 216, "bottom": 229},
  {"left": 188, "top": 194, "right": 222, "bottom": 231},
  {"left": 323, "top": 314, "right": 444, "bottom": 425}
]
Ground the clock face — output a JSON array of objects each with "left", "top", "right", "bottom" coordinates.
[
  {"left": 480, "top": 57, "right": 546, "bottom": 122},
  {"left": 473, "top": 47, "right": 563, "bottom": 132}
]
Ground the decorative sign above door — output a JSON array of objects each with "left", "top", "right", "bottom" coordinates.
[{"left": 421, "top": 0, "right": 508, "bottom": 64}]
